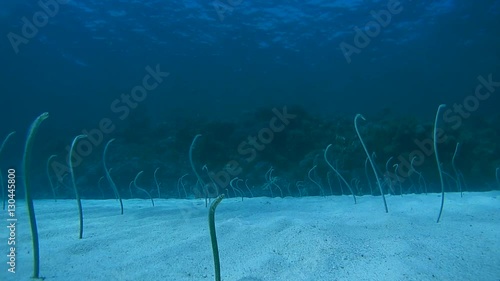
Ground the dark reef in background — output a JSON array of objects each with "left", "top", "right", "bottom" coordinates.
[{"left": 28, "top": 106, "right": 500, "bottom": 199}]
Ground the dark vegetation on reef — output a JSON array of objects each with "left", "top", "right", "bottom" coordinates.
[{"left": 30, "top": 106, "right": 500, "bottom": 199}]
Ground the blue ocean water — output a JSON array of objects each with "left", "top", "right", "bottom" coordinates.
[
  {"left": 1, "top": 0, "right": 500, "bottom": 197},
  {"left": 1, "top": 2, "right": 500, "bottom": 281}
]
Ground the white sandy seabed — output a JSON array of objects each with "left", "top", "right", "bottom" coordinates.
[{"left": 0, "top": 191, "right": 499, "bottom": 281}]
